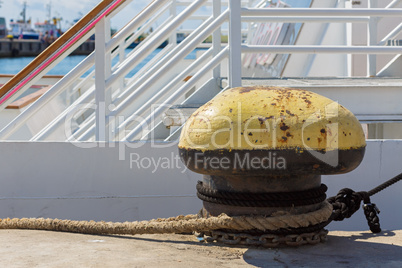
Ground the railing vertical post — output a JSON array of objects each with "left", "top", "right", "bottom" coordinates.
[
  {"left": 95, "top": 17, "right": 111, "bottom": 141},
  {"left": 367, "top": 0, "right": 378, "bottom": 77},
  {"left": 170, "top": 0, "right": 178, "bottom": 46},
  {"left": 228, "top": 0, "right": 242, "bottom": 87},
  {"left": 345, "top": 0, "right": 353, "bottom": 77},
  {"left": 212, "top": 0, "right": 222, "bottom": 79},
  {"left": 118, "top": 41, "right": 126, "bottom": 95},
  {"left": 105, "top": 18, "right": 112, "bottom": 101}
]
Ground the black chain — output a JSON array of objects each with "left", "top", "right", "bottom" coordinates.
[{"left": 199, "top": 229, "right": 328, "bottom": 247}]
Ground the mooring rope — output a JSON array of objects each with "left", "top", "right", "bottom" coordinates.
[
  {"left": 0, "top": 201, "right": 332, "bottom": 235},
  {"left": 367, "top": 172, "right": 402, "bottom": 196}
]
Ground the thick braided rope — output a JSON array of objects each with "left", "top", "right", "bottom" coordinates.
[
  {"left": 196, "top": 182, "right": 328, "bottom": 207},
  {"left": 0, "top": 201, "right": 332, "bottom": 235}
]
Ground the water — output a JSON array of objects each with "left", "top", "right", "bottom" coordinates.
[
  {"left": 0, "top": 48, "right": 202, "bottom": 76},
  {"left": 0, "top": 55, "right": 90, "bottom": 75}
]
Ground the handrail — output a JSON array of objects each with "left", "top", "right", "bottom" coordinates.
[
  {"left": 241, "top": 45, "right": 402, "bottom": 54},
  {"left": 241, "top": 8, "right": 402, "bottom": 17},
  {"left": 0, "top": 0, "right": 127, "bottom": 107},
  {"left": 241, "top": 16, "right": 370, "bottom": 22}
]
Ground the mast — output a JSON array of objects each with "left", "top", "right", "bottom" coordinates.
[
  {"left": 46, "top": 1, "right": 52, "bottom": 22},
  {"left": 20, "top": 1, "right": 27, "bottom": 23}
]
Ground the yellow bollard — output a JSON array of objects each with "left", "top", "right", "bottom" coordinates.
[{"left": 179, "top": 86, "right": 366, "bottom": 243}]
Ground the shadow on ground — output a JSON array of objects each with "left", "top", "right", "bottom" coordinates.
[
  {"left": 105, "top": 229, "right": 402, "bottom": 267},
  {"left": 243, "top": 230, "right": 402, "bottom": 267}
]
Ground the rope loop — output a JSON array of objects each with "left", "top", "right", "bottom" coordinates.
[
  {"left": 327, "top": 188, "right": 381, "bottom": 233},
  {"left": 327, "top": 188, "right": 365, "bottom": 221},
  {"left": 362, "top": 203, "right": 381, "bottom": 233}
]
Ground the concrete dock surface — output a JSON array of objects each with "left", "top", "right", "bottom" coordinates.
[{"left": 0, "top": 229, "right": 401, "bottom": 267}]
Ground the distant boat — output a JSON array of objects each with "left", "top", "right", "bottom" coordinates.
[
  {"left": 7, "top": 1, "right": 40, "bottom": 40},
  {"left": 7, "top": 0, "right": 62, "bottom": 41},
  {"left": 8, "top": 19, "right": 39, "bottom": 40},
  {"left": 0, "top": 3, "right": 91, "bottom": 57}
]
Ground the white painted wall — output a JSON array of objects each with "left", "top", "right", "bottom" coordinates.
[
  {"left": 0, "top": 141, "right": 201, "bottom": 222},
  {"left": 325, "top": 139, "right": 402, "bottom": 231},
  {"left": 0, "top": 140, "right": 400, "bottom": 232}
]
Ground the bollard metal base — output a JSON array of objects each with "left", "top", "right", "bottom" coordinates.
[{"left": 201, "top": 174, "right": 324, "bottom": 217}]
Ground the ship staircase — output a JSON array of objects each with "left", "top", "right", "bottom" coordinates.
[{"left": 0, "top": 0, "right": 401, "bottom": 142}]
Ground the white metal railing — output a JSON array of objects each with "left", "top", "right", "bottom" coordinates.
[
  {"left": 0, "top": 0, "right": 401, "bottom": 142},
  {"left": 77, "top": 3, "right": 230, "bottom": 142},
  {"left": 0, "top": 0, "right": 234, "bottom": 142},
  {"left": 232, "top": 0, "right": 402, "bottom": 83}
]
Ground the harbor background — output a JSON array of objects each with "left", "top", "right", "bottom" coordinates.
[{"left": 0, "top": 48, "right": 202, "bottom": 76}]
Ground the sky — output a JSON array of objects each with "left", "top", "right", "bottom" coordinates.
[
  {"left": 0, "top": 0, "right": 151, "bottom": 31},
  {"left": 0, "top": 0, "right": 313, "bottom": 33}
]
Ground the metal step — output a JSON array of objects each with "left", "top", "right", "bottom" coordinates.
[
  {"left": 166, "top": 77, "right": 402, "bottom": 124},
  {"left": 234, "top": 77, "right": 402, "bottom": 123}
]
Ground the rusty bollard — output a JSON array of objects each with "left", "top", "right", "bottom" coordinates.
[{"left": 179, "top": 86, "right": 366, "bottom": 246}]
